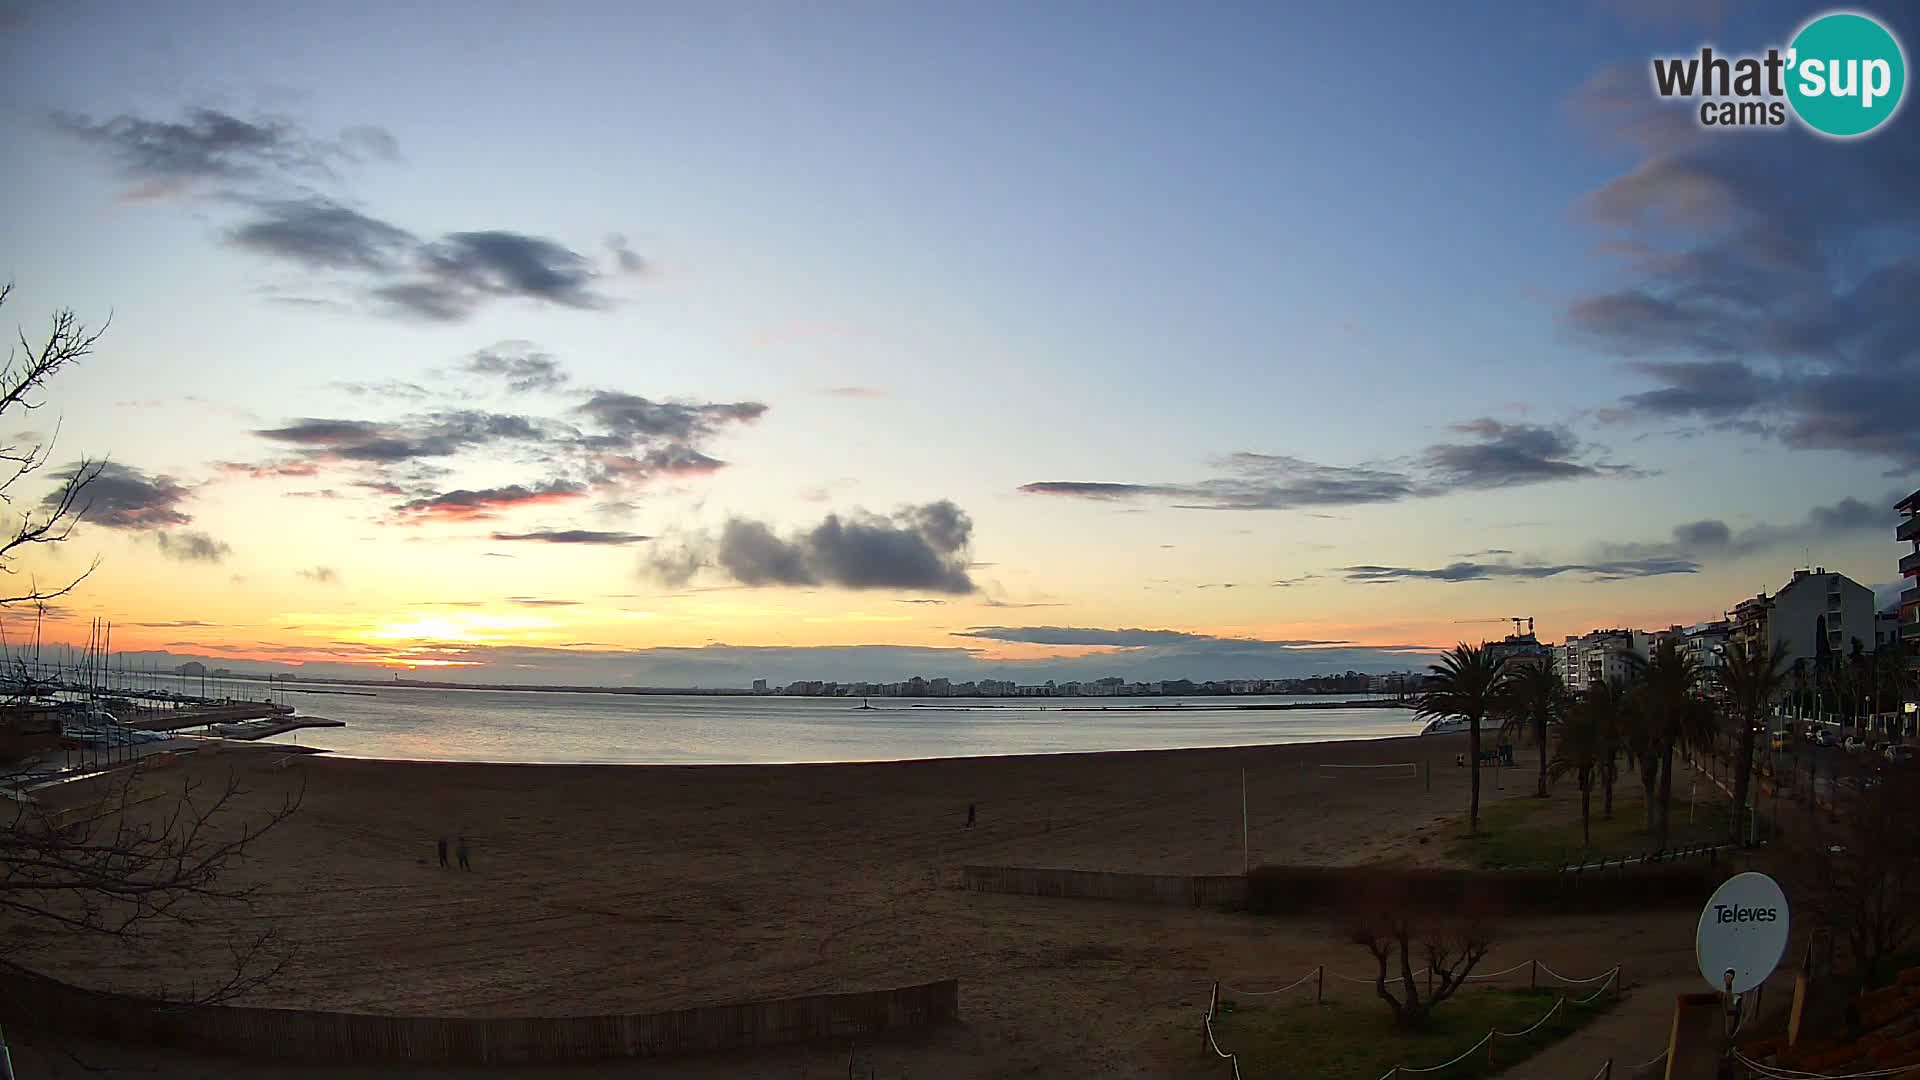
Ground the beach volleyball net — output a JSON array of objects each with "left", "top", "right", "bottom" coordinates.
[{"left": 1313, "top": 761, "right": 1419, "bottom": 781}]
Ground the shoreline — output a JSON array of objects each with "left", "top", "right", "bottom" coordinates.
[{"left": 266, "top": 727, "right": 1435, "bottom": 772}]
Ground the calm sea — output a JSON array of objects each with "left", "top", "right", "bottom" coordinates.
[{"left": 196, "top": 685, "right": 1425, "bottom": 764}]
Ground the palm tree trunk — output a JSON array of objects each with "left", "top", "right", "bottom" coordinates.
[
  {"left": 1657, "top": 742, "right": 1676, "bottom": 849},
  {"left": 1641, "top": 755, "right": 1658, "bottom": 831},
  {"left": 1731, "top": 710, "right": 1756, "bottom": 846},
  {"left": 1535, "top": 715, "right": 1548, "bottom": 798},
  {"left": 1581, "top": 776, "right": 1592, "bottom": 847},
  {"left": 1468, "top": 714, "right": 1482, "bottom": 836}
]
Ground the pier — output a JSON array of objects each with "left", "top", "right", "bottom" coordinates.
[{"left": 207, "top": 716, "right": 344, "bottom": 740}]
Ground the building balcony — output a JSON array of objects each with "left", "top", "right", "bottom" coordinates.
[
  {"left": 1900, "top": 514, "right": 1920, "bottom": 543},
  {"left": 1903, "top": 550, "right": 1920, "bottom": 576}
]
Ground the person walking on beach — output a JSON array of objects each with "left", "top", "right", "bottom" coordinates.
[
  {"left": 964, "top": 803, "right": 976, "bottom": 829},
  {"left": 456, "top": 834, "right": 472, "bottom": 872},
  {"left": 436, "top": 834, "right": 449, "bottom": 869}
]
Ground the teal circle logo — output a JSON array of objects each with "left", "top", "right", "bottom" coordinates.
[{"left": 1787, "top": 12, "right": 1906, "bottom": 138}]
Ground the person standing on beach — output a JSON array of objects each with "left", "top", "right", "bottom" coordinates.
[
  {"left": 436, "top": 834, "right": 448, "bottom": 869},
  {"left": 456, "top": 834, "right": 471, "bottom": 871},
  {"left": 965, "top": 803, "right": 976, "bottom": 829}
]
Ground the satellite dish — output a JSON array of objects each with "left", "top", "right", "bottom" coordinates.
[{"left": 1696, "top": 872, "right": 1789, "bottom": 994}]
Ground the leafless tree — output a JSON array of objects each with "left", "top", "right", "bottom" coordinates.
[
  {"left": 0, "top": 282, "right": 106, "bottom": 611},
  {"left": 0, "top": 284, "right": 301, "bottom": 1009},
  {"left": 1344, "top": 878, "right": 1497, "bottom": 1029},
  {"left": 1789, "top": 768, "right": 1920, "bottom": 986}
]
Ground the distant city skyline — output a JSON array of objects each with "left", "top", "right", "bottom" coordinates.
[{"left": 0, "top": 1, "right": 1914, "bottom": 687}]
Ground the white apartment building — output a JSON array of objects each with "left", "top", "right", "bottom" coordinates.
[
  {"left": 1766, "top": 567, "right": 1876, "bottom": 671},
  {"left": 1559, "top": 629, "right": 1652, "bottom": 694}
]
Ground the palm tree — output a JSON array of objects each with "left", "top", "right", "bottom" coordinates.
[
  {"left": 1635, "top": 639, "right": 1713, "bottom": 849},
  {"left": 1716, "top": 641, "right": 1791, "bottom": 846},
  {"left": 1551, "top": 690, "right": 1608, "bottom": 847},
  {"left": 1499, "top": 653, "right": 1564, "bottom": 799},
  {"left": 1417, "top": 642, "right": 1511, "bottom": 836},
  {"left": 1579, "top": 677, "right": 1632, "bottom": 821}
]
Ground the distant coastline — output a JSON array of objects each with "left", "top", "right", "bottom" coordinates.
[{"left": 167, "top": 670, "right": 1416, "bottom": 702}]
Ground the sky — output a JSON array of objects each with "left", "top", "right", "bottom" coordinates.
[{"left": 0, "top": 0, "right": 1915, "bottom": 687}]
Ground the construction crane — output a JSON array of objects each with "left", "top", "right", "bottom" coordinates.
[{"left": 1509, "top": 616, "right": 1535, "bottom": 639}]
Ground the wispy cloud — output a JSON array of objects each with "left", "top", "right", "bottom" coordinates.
[
  {"left": 395, "top": 481, "right": 588, "bottom": 522},
  {"left": 489, "top": 529, "right": 652, "bottom": 545},
  {"left": 1021, "top": 422, "right": 1638, "bottom": 511},
  {"left": 297, "top": 565, "right": 340, "bottom": 584},
  {"left": 1340, "top": 558, "right": 1700, "bottom": 584},
  {"left": 155, "top": 530, "right": 231, "bottom": 563}
]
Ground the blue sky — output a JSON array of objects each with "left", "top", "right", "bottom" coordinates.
[{"left": 0, "top": 0, "right": 1913, "bottom": 686}]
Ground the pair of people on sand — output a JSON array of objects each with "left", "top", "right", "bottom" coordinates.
[{"left": 436, "top": 833, "right": 472, "bottom": 870}]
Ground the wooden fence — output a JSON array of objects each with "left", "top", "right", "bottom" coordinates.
[
  {"left": 957, "top": 864, "right": 1247, "bottom": 908},
  {"left": 0, "top": 966, "right": 958, "bottom": 1065}
]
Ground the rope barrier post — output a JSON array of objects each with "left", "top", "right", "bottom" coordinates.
[
  {"left": 1316, "top": 964, "right": 1324, "bottom": 1005},
  {"left": 1531, "top": 958, "right": 1538, "bottom": 991}
]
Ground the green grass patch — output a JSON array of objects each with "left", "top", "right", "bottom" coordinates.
[
  {"left": 1451, "top": 792, "right": 1733, "bottom": 870},
  {"left": 1208, "top": 986, "right": 1618, "bottom": 1080}
]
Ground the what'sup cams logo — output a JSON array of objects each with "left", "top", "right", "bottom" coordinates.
[{"left": 1651, "top": 10, "right": 1906, "bottom": 137}]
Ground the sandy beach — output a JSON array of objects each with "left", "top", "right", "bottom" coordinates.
[{"left": 12, "top": 733, "right": 1720, "bottom": 1077}]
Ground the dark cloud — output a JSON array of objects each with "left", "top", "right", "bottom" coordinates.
[
  {"left": 54, "top": 107, "right": 625, "bottom": 323},
  {"left": 297, "top": 566, "right": 340, "bottom": 585},
  {"left": 489, "top": 529, "right": 651, "bottom": 545},
  {"left": 130, "top": 620, "right": 221, "bottom": 628},
  {"left": 395, "top": 481, "right": 587, "bottom": 522},
  {"left": 1564, "top": 47, "right": 1920, "bottom": 467},
  {"left": 379, "top": 230, "right": 609, "bottom": 320},
  {"left": 462, "top": 342, "right": 569, "bottom": 392},
  {"left": 228, "top": 196, "right": 417, "bottom": 271},
  {"left": 1341, "top": 558, "right": 1699, "bottom": 583},
  {"left": 506, "top": 597, "right": 580, "bottom": 607},
  {"left": 648, "top": 501, "right": 977, "bottom": 594},
  {"left": 575, "top": 393, "right": 767, "bottom": 445},
  {"left": 954, "top": 626, "right": 1343, "bottom": 647},
  {"left": 47, "top": 462, "right": 192, "bottom": 529},
  {"left": 48, "top": 109, "right": 396, "bottom": 190},
  {"left": 155, "top": 530, "right": 231, "bottom": 563},
  {"left": 254, "top": 410, "right": 553, "bottom": 463},
  {"left": 1426, "top": 419, "right": 1638, "bottom": 487}
]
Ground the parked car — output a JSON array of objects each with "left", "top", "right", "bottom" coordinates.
[
  {"left": 1812, "top": 729, "right": 1834, "bottom": 747},
  {"left": 1886, "top": 745, "right": 1915, "bottom": 767},
  {"left": 1769, "top": 734, "right": 1787, "bottom": 752},
  {"left": 1842, "top": 736, "right": 1866, "bottom": 753}
]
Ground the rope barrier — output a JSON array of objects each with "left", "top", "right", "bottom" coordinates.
[
  {"left": 1221, "top": 968, "right": 1318, "bottom": 997},
  {"left": 1387, "top": 1031, "right": 1495, "bottom": 1076},
  {"left": 1629, "top": 1047, "right": 1669, "bottom": 1072},
  {"left": 1540, "top": 962, "right": 1623, "bottom": 985},
  {"left": 1201, "top": 981, "right": 1244, "bottom": 1080},
  {"left": 1733, "top": 1050, "right": 1920, "bottom": 1079},
  {"left": 1372, "top": 967, "right": 1621, "bottom": 1080},
  {"left": 1318, "top": 958, "right": 1610, "bottom": 986},
  {"left": 1494, "top": 995, "right": 1565, "bottom": 1038}
]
